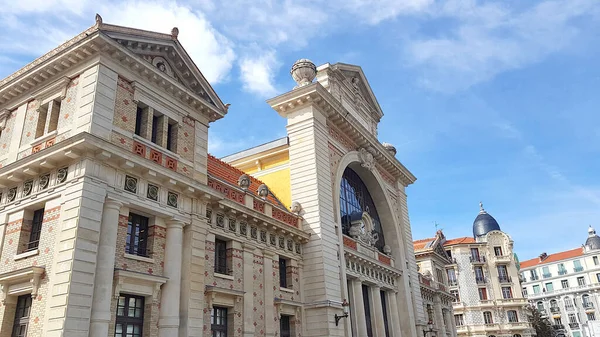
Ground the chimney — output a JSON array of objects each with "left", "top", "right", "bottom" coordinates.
[{"left": 539, "top": 252, "right": 548, "bottom": 261}]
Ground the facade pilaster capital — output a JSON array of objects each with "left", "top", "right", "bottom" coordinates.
[
  {"left": 263, "top": 250, "right": 278, "bottom": 260},
  {"left": 242, "top": 242, "right": 258, "bottom": 252},
  {"left": 165, "top": 218, "right": 186, "bottom": 229},
  {"left": 104, "top": 198, "right": 124, "bottom": 211}
]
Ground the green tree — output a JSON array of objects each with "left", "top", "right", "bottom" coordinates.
[{"left": 526, "top": 305, "right": 556, "bottom": 337}]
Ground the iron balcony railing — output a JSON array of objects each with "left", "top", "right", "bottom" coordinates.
[
  {"left": 552, "top": 324, "right": 565, "bottom": 330},
  {"left": 558, "top": 270, "right": 568, "bottom": 275},
  {"left": 543, "top": 273, "right": 553, "bottom": 278},
  {"left": 550, "top": 307, "right": 561, "bottom": 313},
  {"left": 574, "top": 266, "right": 584, "bottom": 272},
  {"left": 584, "top": 302, "right": 594, "bottom": 309},
  {"left": 498, "top": 276, "right": 512, "bottom": 283},
  {"left": 569, "top": 323, "right": 580, "bottom": 329}
]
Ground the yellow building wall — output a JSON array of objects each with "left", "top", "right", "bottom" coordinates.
[{"left": 254, "top": 167, "right": 291, "bottom": 209}]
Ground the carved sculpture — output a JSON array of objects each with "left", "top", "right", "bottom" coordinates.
[
  {"left": 290, "top": 201, "right": 302, "bottom": 214},
  {"left": 238, "top": 174, "right": 251, "bottom": 190},
  {"left": 383, "top": 245, "right": 392, "bottom": 255},
  {"left": 257, "top": 184, "right": 269, "bottom": 199},
  {"left": 291, "top": 59, "right": 317, "bottom": 88},
  {"left": 358, "top": 147, "right": 375, "bottom": 170}
]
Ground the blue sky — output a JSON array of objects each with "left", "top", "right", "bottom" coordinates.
[{"left": 1, "top": 0, "right": 600, "bottom": 261}]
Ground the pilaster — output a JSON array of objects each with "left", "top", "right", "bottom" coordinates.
[
  {"left": 349, "top": 278, "right": 368, "bottom": 337},
  {"left": 371, "top": 285, "right": 386, "bottom": 336},
  {"left": 159, "top": 219, "right": 184, "bottom": 337},
  {"left": 242, "top": 242, "right": 257, "bottom": 337},
  {"left": 264, "top": 250, "right": 277, "bottom": 336},
  {"left": 387, "top": 291, "right": 403, "bottom": 337}
]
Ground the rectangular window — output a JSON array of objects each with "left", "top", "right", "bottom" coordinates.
[
  {"left": 594, "top": 256, "right": 599, "bottom": 266},
  {"left": 126, "top": 213, "right": 149, "bottom": 257},
  {"left": 211, "top": 307, "right": 228, "bottom": 337},
  {"left": 497, "top": 265, "right": 509, "bottom": 281},
  {"left": 574, "top": 260, "right": 583, "bottom": 272},
  {"left": 555, "top": 317, "right": 562, "bottom": 325},
  {"left": 27, "top": 208, "right": 44, "bottom": 251},
  {"left": 151, "top": 115, "right": 159, "bottom": 144},
  {"left": 542, "top": 266, "right": 551, "bottom": 278},
  {"left": 568, "top": 313, "right": 577, "bottom": 324},
  {"left": 135, "top": 107, "right": 144, "bottom": 136},
  {"left": 447, "top": 269, "right": 457, "bottom": 284},
  {"left": 11, "top": 295, "right": 32, "bottom": 337},
  {"left": 562, "top": 280, "right": 569, "bottom": 289},
  {"left": 508, "top": 310, "right": 518, "bottom": 323},
  {"left": 280, "top": 315, "right": 291, "bottom": 337},
  {"left": 588, "top": 312, "right": 596, "bottom": 321},
  {"left": 279, "top": 258, "right": 288, "bottom": 288},
  {"left": 470, "top": 248, "right": 480, "bottom": 262},
  {"left": 475, "top": 266, "right": 485, "bottom": 283},
  {"left": 494, "top": 246, "right": 503, "bottom": 256},
  {"left": 115, "top": 294, "right": 144, "bottom": 337},
  {"left": 167, "top": 122, "right": 177, "bottom": 152},
  {"left": 578, "top": 277, "right": 586, "bottom": 286},
  {"left": 454, "top": 314, "right": 464, "bottom": 326},
  {"left": 522, "top": 287, "right": 527, "bottom": 296},
  {"left": 381, "top": 291, "right": 390, "bottom": 337},
  {"left": 35, "top": 99, "right": 61, "bottom": 138},
  {"left": 215, "top": 239, "right": 228, "bottom": 275},
  {"left": 530, "top": 269, "right": 539, "bottom": 280},
  {"left": 502, "top": 286, "right": 513, "bottom": 299},
  {"left": 533, "top": 285, "right": 540, "bottom": 294},
  {"left": 436, "top": 269, "right": 444, "bottom": 284},
  {"left": 478, "top": 288, "right": 488, "bottom": 300},
  {"left": 363, "top": 285, "right": 373, "bottom": 337},
  {"left": 484, "top": 311, "right": 493, "bottom": 324},
  {"left": 597, "top": 273, "right": 600, "bottom": 283},
  {"left": 546, "top": 282, "right": 554, "bottom": 292}
]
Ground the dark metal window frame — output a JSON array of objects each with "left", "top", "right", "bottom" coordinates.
[
  {"left": 362, "top": 284, "right": 373, "bottom": 337},
  {"left": 126, "top": 213, "right": 149, "bottom": 257},
  {"left": 380, "top": 291, "right": 390, "bottom": 337},
  {"left": 339, "top": 168, "right": 385, "bottom": 252},
  {"left": 115, "top": 294, "right": 145, "bottom": 337},
  {"left": 135, "top": 107, "right": 144, "bottom": 136},
  {"left": 279, "top": 258, "right": 289, "bottom": 288},
  {"left": 215, "top": 239, "right": 228, "bottom": 275},
  {"left": 280, "top": 315, "right": 292, "bottom": 337},
  {"left": 211, "top": 306, "right": 228, "bottom": 337},
  {"left": 12, "top": 294, "right": 32, "bottom": 337},
  {"left": 27, "top": 208, "right": 44, "bottom": 251}
]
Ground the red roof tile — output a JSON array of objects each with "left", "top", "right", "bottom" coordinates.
[
  {"left": 207, "top": 154, "right": 285, "bottom": 208},
  {"left": 519, "top": 247, "right": 584, "bottom": 269},
  {"left": 413, "top": 238, "right": 434, "bottom": 251},
  {"left": 443, "top": 237, "right": 476, "bottom": 246}
]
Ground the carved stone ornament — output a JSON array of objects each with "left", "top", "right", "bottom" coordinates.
[
  {"left": 257, "top": 184, "right": 269, "bottom": 199},
  {"left": 358, "top": 147, "right": 375, "bottom": 171},
  {"left": 290, "top": 201, "right": 302, "bottom": 214},
  {"left": 238, "top": 174, "right": 251, "bottom": 190},
  {"left": 383, "top": 245, "right": 392, "bottom": 255},
  {"left": 0, "top": 109, "right": 9, "bottom": 131},
  {"left": 382, "top": 142, "right": 397, "bottom": 156},
  {"left": 290, "top": 59, "right": 317, "bottom": 88}
]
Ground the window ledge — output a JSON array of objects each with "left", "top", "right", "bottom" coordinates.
[
  {"left": 124, "top": 253, "right": 154, "bottom": 263},
  {"left": 30, "top": 130, "right": 58, "bottom": 146},
  {"left": 133, "top": 134, "right": 180, "bottom": 160},
  {"left": 280, "top": 287, "right": 294, "bottom": 293},
  {"left": 215, "top": 273, "right": 234, "bottom": 280},
  {"left": 14, "top": 249, "right": 39, "bottom": 261}
]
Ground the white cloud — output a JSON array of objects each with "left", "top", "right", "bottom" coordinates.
[
  {"left": 239, "top": 50, "right": 280, "bottom": 98},
  {"left": 338, "top": 0, "right": 433, "bottom": 24},
  {"left": 406, "top": 0, "right": 600, "bottom": 92}
]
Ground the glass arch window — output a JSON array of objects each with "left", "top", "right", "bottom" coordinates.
[{"left": 339, "top": 167, "right": 386, "bottom": 252}]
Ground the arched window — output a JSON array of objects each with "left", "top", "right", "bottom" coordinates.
[
  {"left": 583, "top": 294, "right": 592, "bottom": 308},
  {"left": 537, "top": 301, "right": 544, "bottom": 311},
  {"left": 513, "top": 334, "right": 522, "bottom": 337},
  {"left": 339, "top": 167, "right": 385, "bottom": 251}
]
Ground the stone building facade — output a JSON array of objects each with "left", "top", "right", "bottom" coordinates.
[
  {"left": 0, "top": 15, "right": 426, "bottom": 337},
  {"left": 413, "top": 230, "right": 458, "bottom": 337},
  {"left": 415, "top": 204, "right": 533, "bottom": 337},
  {"left": 520, "top": 226, "right": 600, "bottom": 337}
]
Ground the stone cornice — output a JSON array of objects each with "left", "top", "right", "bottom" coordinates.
[{"left": 268, "top": 83, "right": 417, "bottom": 186}]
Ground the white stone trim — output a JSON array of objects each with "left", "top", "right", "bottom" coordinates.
[
  {"left": 0, "top": 266, "right": 44, "bottom": 302},
  {"left": 14, "top": 249, "right": 39, "bottom": 261},
  {"left": 113, "top": 269, "right": 167, "bottom": 300},
  {"left": 124, "top": 253, "right": 154, "bottom": 264},
  {"left": 215, "top": 273, "right": 234, "bottom": 281},
  {"left": 29, "top": 130, "right": 58, "bottom": 147},
  {"left": 280, "top": 287, "right": 294, "bottom": 293}
]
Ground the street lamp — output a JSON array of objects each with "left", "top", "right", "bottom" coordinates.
[
  {"left": 335, "top": 299, "right": 350, "bottom": 326},
  {"left": 423, "top": 321, "right": 435, "bottom": 337}
]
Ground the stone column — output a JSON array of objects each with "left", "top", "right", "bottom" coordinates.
[
  {"left": 433, "top": 295, "right": 446, "bottom": 336},
  {"left": 243, "top": 243, "right": 257, "bottom": 337},
  {"left": 371, "top": 286, "right": 386, "bottom": 336},
  {"left": 89, "top": 198, "right": 123, "bottom": 337},
  {"left": 264, "top": 251, "right": 277, "bottom": 336},
  {"left": 388, "top": 291, "right": 403, "bottom": 337},
  {"left": 349, "top": 278, "right": 368, "bottom": 337},
  {"left": 159, "top": 219, "right": 184, "bottom": 337}
]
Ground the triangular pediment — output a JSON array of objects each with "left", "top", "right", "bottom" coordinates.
[
  {"left": 332, "top": 63, "right": 384, "bottom": 122},
  {"left": 99, "top": 24, "right": 224, "bottom": 110}
]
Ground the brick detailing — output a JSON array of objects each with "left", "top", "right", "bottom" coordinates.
[
  {"left": 378, "top": 253, "right": 391, "bottom": 265},
  {"left": 207, "top": 178, "right": 244, "bottom": 204},
  {"left": 271, "top": 208, "right": 298, "bottom": 228},
  {"left": 328, "top": 123, "right": 357, "bottom": 151},
  {"left": 114, "top": 214, "right": 166, "bottom": 275},
  {"left": 133, "top": 141, "right": 146, "bottom": 157},
  {"left": 253, "top": 199, "right": 265, "bottom": 213},
  {"left": 150, "top": 149, "right": 162, "bottom": 165},
  {"left": 343, "top": 236, "right": 357, "bottom": 250},
  {"left": 0, "top": 206, "right": 61, "bottom": 337},
  {"left": 165, "top": 156, "right": 177, "bottom": 171},
  {"left": 0, "top": 110, "right": 17, "bottom": 157},
  {"left": 113, "top": 77, "right": 137, "bottom": 132}
]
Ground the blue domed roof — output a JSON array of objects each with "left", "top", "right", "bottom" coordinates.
[{"left": 473, "top": 202, "right": 501, "bottom": 237}]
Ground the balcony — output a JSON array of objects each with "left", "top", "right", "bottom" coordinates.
[
  {"left": 498, "top": 276, "right": 512, "bottom": 284},
  {"left": 525, "top": 281, "right": 600, "bottom": 300},
  {"left": 550, "top": 307, "right": 561, "bottom": 313},
  {"left": 539, "top": 308, "right": 548, "bottom": 316},
  {"left": 543, "top": 273, "right": 553, "bottom": 279},
  {"left": 553, "top": 324, "right": 565, "bottom": 330},
  {"left": 470, "top": 256, "right": 486, "bottom": 263},
  {"left": 565, "top": 305, "right": 576, "bottom": 312},
  {"left": 449, "top": 280, "right": 458, "bottom": 287},
  {"left": 584, "top": 302, "right": 595, "bottom": 309},
  {"left": 569, "top": 323, "right": 580, "bottom": 329},
  {"left": 493, "top": 254, "right": 512, "bottom": 263},
  {"left": 531, "top": 275, "right": 540, "bottom": 281},
  {"left": 574, "top": 266, "right": 584, "bottom": 272},
  {"left": 476, "top": 277, "right": 487, "bottom": 284},
  {"left": 558, "top": 270, "right": 568, "bottom": 275}
]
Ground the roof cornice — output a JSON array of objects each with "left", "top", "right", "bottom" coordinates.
[{"left": 267, "top": 83, "right": 416, "bottom": 186}]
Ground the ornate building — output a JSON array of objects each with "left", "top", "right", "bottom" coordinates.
[
  {"left": 415, "top": 204, "right": 533, "bottom": 337},
  {"left": 413, "top": 230, "right": 458, "bottom": 337},
  {"left": 0, "top": 15, "right": 427, "bottom": 337},
  {"left": 520, "top": 226, "right": 600, "bottom": 337}
]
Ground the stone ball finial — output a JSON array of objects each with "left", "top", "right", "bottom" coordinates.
[
  {"left": 257, "top": 184, "right": 269, "bottom": 199},
  {"left": 382, "top": 142, "right": 397, "bottom": 156},
  {"left": 291, "top": 59, "right": 317, "bottom": 88},
  {"left": 238, "top": 174, "right": 251, "bottom": 191},
  {"left": 171, "top": 27, "right": 179, "bottom": 38}
]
